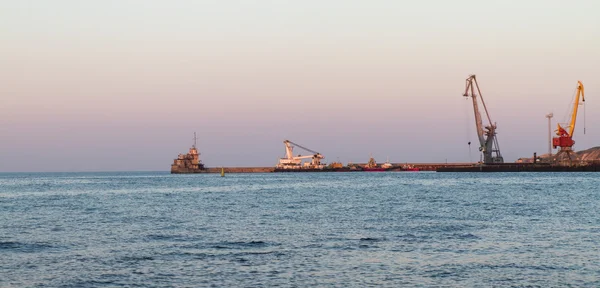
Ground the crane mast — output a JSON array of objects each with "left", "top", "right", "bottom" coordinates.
[
  {"left": 284, "top": 141, "right": 295, "bottom": 160},
  {"left": 463, "top": 75, "right": 503, "bottom": 164}
]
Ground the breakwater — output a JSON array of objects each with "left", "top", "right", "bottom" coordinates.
[
  {"left": 207, "top": 167, "right": 275, "bottom": 173},
  {"left": 171, "top": 167, "right": 275, "bottom": 174},
  {"left": 172, "top": 163, "right": 600, "bottom": 173},
  {"left": 437, "top": 163, "right": 600, "bottom": 172},
  {"left": 171, "top": 163, "right": 474, "bottom": 174}
]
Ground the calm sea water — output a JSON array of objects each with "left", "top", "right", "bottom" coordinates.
[{"left": 1, "top": 171, "right": 599, "bottom": 287}]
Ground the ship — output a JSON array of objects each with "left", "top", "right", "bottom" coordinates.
[
  {"left": 362, "top": 155, "right": 388, "bottom": 172},
  {"left": 274, "top": 139, "right": 326, "bottom": 172},
  {"left": 400, "top": 164, "right": 420, "bottom": 171},
  {"left": 329, "top": 161, "right": 344, "bottom": 169},
  {"left": 171, "top": 133, "right": 208, "bottom": 174}
]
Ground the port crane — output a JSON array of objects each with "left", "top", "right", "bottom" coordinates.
[
  {"left": 553, "top": 81, "right": 585, "bottom": 161},
  {"left": 277, "top": 140, "right": 325, "bottom": 169},
  {"left": 463, "top": 75, "right": 504, "bottom": 164}
]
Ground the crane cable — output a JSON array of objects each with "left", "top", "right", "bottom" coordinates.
[
  {"left": 583, "top": 94, "right": 585, "bottom": 135},
  {"left": 288, "top": 141, "right": 319, "bottom": 155}
]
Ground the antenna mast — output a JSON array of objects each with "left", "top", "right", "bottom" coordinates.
[{"left": 546, "top": 113, "right": 553, "bottom": 155}]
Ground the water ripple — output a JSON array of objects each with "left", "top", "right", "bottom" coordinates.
[{"left": 1, "top": 172, "right": 599, "bottom": 287}]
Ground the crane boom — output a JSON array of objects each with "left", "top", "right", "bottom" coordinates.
[
  {"left": 293, "top": 155, "right": 318, "bottom": 160},
  {"left": 463, "top": 75, "right": 503, "bottom": 164},
  {"left": 564, "top": 81, "right": 585, "bottom": 137},
  {"left": 465, "top": 77, "right": 486, "bottom": 146}
]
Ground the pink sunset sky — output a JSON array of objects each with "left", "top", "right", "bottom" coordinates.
[{"left": 2, "top": 0, "right": 599, "bottom": 172}]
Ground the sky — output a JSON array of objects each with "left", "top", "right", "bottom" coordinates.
[{"left": 1, "top": 0, "right": 599, "bottom": 172}]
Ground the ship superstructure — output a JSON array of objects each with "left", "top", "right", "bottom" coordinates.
[{"left": 171, "top": 133, "right": 206, "bottom": 173}]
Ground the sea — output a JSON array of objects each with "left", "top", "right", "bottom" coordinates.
[{"left": 1, "top": 171, "right": 599, "bottom": 287}]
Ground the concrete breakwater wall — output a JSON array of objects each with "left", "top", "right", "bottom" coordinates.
[
  {"left": 171, "top": 166, "right": 274, "bottom": 174},
  {"left": 352, "top": 163, "right": 474, "bottom": 171},
  {"left": 397, "top": 163, "right": 473, "bottom": 171},
  {"left": 170, "top": 143, "right": 474, "bottom": 174},
  {"left": 171, "top": 163, "right": 475, "bottom": 174},
  {"left": 205, "top": 167, "right": 275, "bottom": 173},
  {"left": 437, "top": 163, "right": 600, "bottom": 172}
]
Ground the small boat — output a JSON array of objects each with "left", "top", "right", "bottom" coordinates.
[
  {"left": 401, "top": 164, "right": 420, "bottom": 172},
  {"left": 363, "top": 155, "right": 388, "bottom": 172},
  {"left": 381, "top": 157, "right": 393, "bottom": 169}
]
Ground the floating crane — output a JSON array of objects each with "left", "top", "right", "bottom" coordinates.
[
  {"left": 553, "top": 81, "right": 585, "bottom": 161},
  {"left": 276, "top": 140, "right": 325, "bottom": 169},
  {"left": 463, "top": 75, "right": 504, "bottom": 164}
]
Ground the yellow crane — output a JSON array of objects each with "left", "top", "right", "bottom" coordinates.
[{"left": 553, "top": 81, "right": 585, "bottom": 159}]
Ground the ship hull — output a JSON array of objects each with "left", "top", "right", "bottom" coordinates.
[
  {"left": 362, "top": 168, "right": 388, "bottom": 172},
  {"left": 171, "top": 166, "right": 209, "bottom": 174}
]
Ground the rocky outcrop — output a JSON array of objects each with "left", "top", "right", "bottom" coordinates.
[
  {"left": 518, "top": 146, "right": 600, "bottom": 163},
  {"left": 577, "top": 146, "right": 600, "bottom": 161}
]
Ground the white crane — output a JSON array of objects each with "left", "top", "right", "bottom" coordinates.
[
  {"left": 276, "top": 140, "right": 325, "bottom": 169},
  {"left": 463, "top": 75, "right": 503, "bottom": 164}
]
